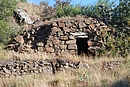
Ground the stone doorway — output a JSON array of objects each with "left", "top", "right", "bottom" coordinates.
[{"left": 76, "top": 37, "right": 88, "bottom": 55}]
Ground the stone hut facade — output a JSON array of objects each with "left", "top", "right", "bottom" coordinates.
[{"left": 7, "top": 16, "right": 110, "bottom": 56}]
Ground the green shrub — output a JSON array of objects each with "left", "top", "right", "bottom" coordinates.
[
  {"left": 54, "top": 4, "right": 82, "bottom": 18},
  {"left": 54, "top": 0, "right": 115, "bottom": 18},
  {"left": 40, "top": 0, "right": 48, "bottom": 6},
  {"left": 95, "top": 27, "right": 130, "bottom": 57},
  {"left": 94, "top": 0, "right": 130, "bottom": 57},
  {"left": 107, "top": 0, "right": 130, "bottom": 57},
  {"left": 0, "top": 0, "right": 17, "bottom": 20},
  {"left": 19, "top": 0, "right": 27, "bottom": 2},
  {"left": 0, "top": 0, "right": 22, "bottom": 46},
  {"left": 0, "top": 20, "right": 10, "bottom": 45},
  {"left": 112, "top": 0, "right": 130, "bottom": 27},
  {"left": 0, "top": 20, "right": 22, "bottom": 46},
  {"left": 81, "top": 4, "right": 100, "bottom": 18}
]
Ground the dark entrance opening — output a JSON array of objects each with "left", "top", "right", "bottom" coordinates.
[{"left": 76, "top": 38, "right": 88, "bottom": 55}]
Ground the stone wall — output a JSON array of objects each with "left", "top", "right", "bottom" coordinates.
[
  {"left": 0, "top": 58, "right": 123, "bottom": 77},
  {"left": 7, "top": 15, "right": 110, "bottom": 56},
  {"left": 0, "top": 58, "right": 90, "bottom": 77}
]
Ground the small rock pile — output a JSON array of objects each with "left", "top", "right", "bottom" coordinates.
[
  {"left": 102, "top": 60, "right": 123, "bottom": 71},
  {"left": 7, "top": 15, "right": 111, "bottom": 56},
  {"left": 0, "top": 58, "right": 89, "bottom": 77}
]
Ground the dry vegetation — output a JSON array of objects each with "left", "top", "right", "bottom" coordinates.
[{"left": 0, "top": 47, "right": 130, "bottom": 87}]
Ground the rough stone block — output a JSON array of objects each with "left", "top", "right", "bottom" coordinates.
[
  {"left": 59, "top": 45, "right": 67, "bottom": 50},
  {"left": 69, "top": 35, "right": 75, "bottom": 40},
  {"left": 78, "top": 22, "right": 86, "bottom": 28},
  {"left": 36, "top": 42, "right": 44, "bottom": 47},
  {"left": 100, "top": 21, "right": 106, "bottom": 26},
  {"left": 66, "top": 40, "right": 76, "bottom": 44},
  {"left": 52, "top": 22, "right": 58, "bottom": 27},
  {"left": 58, "top": 22, "right": 65, "bottom": 28},
  {"left": 84, "top": 19, "right": 91, "bottom": 24},
  {"left": 87, "top": 40, "right": 93, "bottom": 46},
  {"left": 58, "top": 31, "right": 64, "bottom": 36},
  {"left": 63, "top": 27, "right": 71, "bottom": 32},
  {"left": 52, "top": 39, "right": 60, "bottom": 45},
  {"left": 88, "top": 23, "right": 95, "bottom": 30},
  {"left": 51, "top": 27, "right": 61, "bottom": 33},
  {"left": 46, "top": 41, "right": 53, "bottom": 47},
  {"left": 38, "top": 47, "right": 44, "bottom": 52},
  {"left": 67, "top": 44, "right": 77, "bottom": 50},
  {"left": 45, "top": 47, "right": 54, "bottom": 53},
  {"left": 69, "top": 50, "right": 77, "bottom": 55},
  {"left": 60, "top": 41, "right": 65, "bottom": 45},
  {"left": 60, "top": 36, "right": 68, "bottom": 40},
  {"left": 14, "top": 35, "right": 24, "bottom": 44}
]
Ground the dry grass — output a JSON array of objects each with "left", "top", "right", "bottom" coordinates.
[{"left": 0, "top": 47, "right": 130, "bottom": 87}]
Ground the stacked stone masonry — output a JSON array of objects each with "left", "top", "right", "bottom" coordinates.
[
  {"left": 0, "top": 58, "right": 90, "bottom": 77},
  {"left": 7, "top": 16, "right": 110, "bottom": 56},
  {"left": 0, "top": 58, "right": 123, "bottom": 77}
]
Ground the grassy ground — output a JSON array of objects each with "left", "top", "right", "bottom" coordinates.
[{"left": 0, "top": 47, "right": 130, "bottom": 87}]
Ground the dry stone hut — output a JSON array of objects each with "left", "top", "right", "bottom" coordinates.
[{"left": 8, "top": 16, "right": 110, "bottom": 56}]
